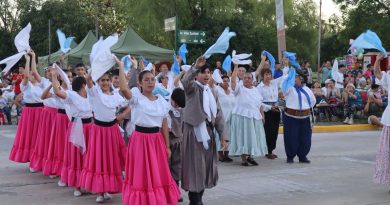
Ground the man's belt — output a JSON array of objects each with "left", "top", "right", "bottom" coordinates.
[{"left": 285, "top": 108, "right": 310, "bottom": 117}]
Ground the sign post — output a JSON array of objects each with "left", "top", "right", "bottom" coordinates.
[
  {"left": 165, "top": 16, "right": 178, "bottom": 51},
  {"left": 178, "top": 30, "right": 206, "bottom": 44}
]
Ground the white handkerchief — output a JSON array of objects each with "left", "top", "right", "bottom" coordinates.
[
  {"left": 0, "top": 52, "right": 26, "bottom": 74},
  {"left": 14, "top": 23, "right": 31, "bottom": 53},
  {"left": 144, "top": 63, "right": 153, "bottom": 71},
  {"left": 212, "top": 70, "right": 223, "bottom": 84},
  {"left": 181, "top": 65, "right": 191, "bottom": 72},
  {"left": 90, "top": 36, "right": 104, "bottom": 63},
  {"left": 232, "top": 50, "right": 252, "bottom": 65},
  {"left": 53, "top": 63, "right": 71, "bottom": 90},
  {"left": 91, "top": 34, "right": 118, "bottom": 81}
]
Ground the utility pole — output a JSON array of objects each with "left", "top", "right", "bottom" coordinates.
[
  {"left": 48, "top": 19, "right": 51, "bottom": 65},
  {"left": 275, "top": 0, "right": 286, "bottom": 63},
  {"left": 95, "top": 1, "right": 99, "bottom": 37},
  {"left": 317, "top": 0, "right": 322, "bottom": 78}
]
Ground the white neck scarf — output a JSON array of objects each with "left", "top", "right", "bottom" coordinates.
[
  {"left": 193, "top": 81, "right": 217, "bottom": 149},
  {"left": 195, "top": 81, "right": 217, "bottom": 120}
]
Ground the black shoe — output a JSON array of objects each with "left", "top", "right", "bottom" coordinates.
[
  {"left": 199, "top": 190, "right": 204, "bottom": 205},
  {"left": 247, "top": 157, "right": 258, "bottom": 166},
  {"left": 241, "top": 162, "right": 249, "bottom": 166},
  {"left": 299, "top": 158, "right": 311, "bottom": 163},
  {"left": 188, "top": 192, "right": 202, "bottom": 205},
  {"left": 223, "top": 151, "right": 233, "bottom": 162},
  {"left": 286, "top": 158, "right": 294, "bottom": 163}
]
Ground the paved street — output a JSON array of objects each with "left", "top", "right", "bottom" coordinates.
[{"left": 0, "top": 125, "right": 389, "bottom": 205}]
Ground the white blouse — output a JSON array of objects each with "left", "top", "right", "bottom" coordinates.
[
  {"left": 129, "top": 94, "right": 170, "bottom": 128},
  {"left": 20, "top": 82, "right": 44, "bottom": 103},
  {"left": 63, "top": 90, "right": 93, "bottom": 119},
  {"left": 43, "top": 87, "right": 65, "bottom": 109},
  {"left": 214, "top": 86, "right": 235, "bottom": 122},
  {"left": 87, "top": 85, "right": 127, "bottom": 122},
  {"left": 232, "top": 84, "right": 263, "bottom": 120},
  {"left": 257, "top": 77, "right": 284, "bottom": 103},
  {"left": 377, "top": 71, "right": 390, "bottom": 126},
  {"left": 284, "top": 86, "right": 316, "bottom": 110}
]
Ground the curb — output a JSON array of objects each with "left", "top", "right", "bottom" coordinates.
[{"left": 278, "top": 124, "right": 381, "bottom": 133}]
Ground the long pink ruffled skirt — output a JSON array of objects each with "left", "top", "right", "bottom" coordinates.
[
  {"left": 61, "top": 122, "right": 91, "bottom": 188},
  {"left": 9, "top": 106, "right": 44, "bottom": 163},
  {"left": 43, "top": 112, "right": 70, "bottom": 176},
  {"left": 80, "top": 123, "right": 126, "bottom": 194},
  {"left": 374, "top": 126, "right": 390, "bottom": 185},
  {"left": 122, "top": 131, "right": 180, "bottom": 205},
  {"left": 29, "top": 106, "right": 58, "bottom": 171}
]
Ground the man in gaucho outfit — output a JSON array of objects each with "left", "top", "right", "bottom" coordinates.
[{"left": 181, "top": 56, "right": 228, "bottom": 205}]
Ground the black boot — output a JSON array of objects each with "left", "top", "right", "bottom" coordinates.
[
  {"left": 199, "top": 190, "right": 205, "bottom": 205},
  {"left": 218, "top": 151, "right": 225, "bottom": 162},
  {"left": 223, "top": 151, "right": 233, "bottom": 162},
  {"left": 188, "top": 192, "right": 201, "bottom": 205}
]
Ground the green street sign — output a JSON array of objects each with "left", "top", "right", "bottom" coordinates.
[{"left": 178, "top": 30, "right": 206, "bottom": 44}]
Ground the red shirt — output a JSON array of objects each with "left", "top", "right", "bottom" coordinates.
[{"left": 12, "top": 73, "right": 24, "bottom": 94}]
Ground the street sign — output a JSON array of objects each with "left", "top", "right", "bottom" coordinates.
[
  {"left": 164, "top": 17, "right": 176, "bottom": 32},
  {"left": 178, "top": 30, "right": 206, "bottom": 44}
]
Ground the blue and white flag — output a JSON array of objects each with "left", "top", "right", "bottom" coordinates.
[
  {"left": 171, "top": 53, "right": 180, "bottom": 75},
  {"left": 56, "top": 29, "right": 74, "bottom": 53},
  {"left": 281, "top": 66, "right": 296, "bottom": 93},
  {"left": 262, "top": 50, "right": 275, "bottom": 75},
  {"left": 178, "top": 43, "right": 188, "bottom": 64},
  {"left": 203, "top": 27, "right": 236, "bottom": 59},
  {"left": 284, "top": 51, "right": 301, "bottom": 70},
  {"left": 121, "top": 55, "right": 132, "bottom": 74},
  {"left": 349, "top": 30, "right": 387, "bottom": 58},
  {"left": 222, "top": 55, "right": 232, "bottom": 72}
]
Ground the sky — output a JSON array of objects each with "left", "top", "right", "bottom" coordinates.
[{"left": 318, "top": 0, "right": 342, "bottom": 20}]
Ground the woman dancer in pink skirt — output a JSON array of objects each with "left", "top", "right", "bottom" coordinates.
[
  {"left": 41, "top": 67, "right": 70, "bottom": 187},
  {"left": 9, "top": 51, "right": 45, "bottom": 165},
  {"left": 52, "top": 72, "right": 93, "bottom": 197},
  {"left": 29, "top": 64, "right": 57, "bottom": 173},
  {"left": 80, "top": 59, "right": 128, "bottom": 203},
  {"left": 373, "top": 53, "right": 390, "bottom": 186},
  {"left": 120, "top": 59, "right": 180, "bottom": 205}
]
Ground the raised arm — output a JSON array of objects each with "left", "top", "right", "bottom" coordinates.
[
  {"left": 181, "top": 56, "right": 206, "bottom": 94},
  {"left": 52, "top": 69, "right": 67, "bottom": 99},
  {"left": 29, "top": 50, "right": 41, "bottom": 83},
  {"left": 174, "top": 71, "right": 185, "bottom": 88},
  {"left": 22, "top": 54, "right": 30, "bottom": 86},
  {"left": 85, "top": 71, "right": 94, "bottom": 88},
  {"left": 230, "top": 63, "right": 238, "bottom": 91},
  {"left": 41, "top": 83, "right": 53, "bottom": 100},
  {"left": 374, "top": 53, "right": 384, "bottom": 80},
  {"left": 116, "top": 56, "right": 132, "bottom": 100},
  {"left": 59, "top": 54, "right": 68, "bottom": 70},
  {"left": 254, "top": 54, "right": 267, "bottom": 78}
]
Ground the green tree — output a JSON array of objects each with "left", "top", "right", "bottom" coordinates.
[{"left": 18, "top": 0, "right": 95, "bottom": 56}]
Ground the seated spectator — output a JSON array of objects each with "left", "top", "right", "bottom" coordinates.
[
  {"left": 364, "top": 84, "right": 383, "bottom": 127},
  {"left": 356, "top": 78, "right": 369, "bottom": 91},
  {"left": 364, "top": 64, "right": 373, "bottom": 78},
  {"left": 0, "top": 89, "right": 11, "bottom": 125},
  {"left": 321, "top": 79, "right": 330, "bottom": 94},
  {"left": 345, "top": 71, "right": 355, "bottom": 85},
  {"left": 312, "top": 81, "right": 327, "bottom": 120},
  {"left": 356, "top": 71, "right": 366, "bottom": 85},
  {"left": 343, "top": 83, "right": 363, "bottom": 125},
  {"left": 325, "top": 79, "right": 342, "bottom": 121}
]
